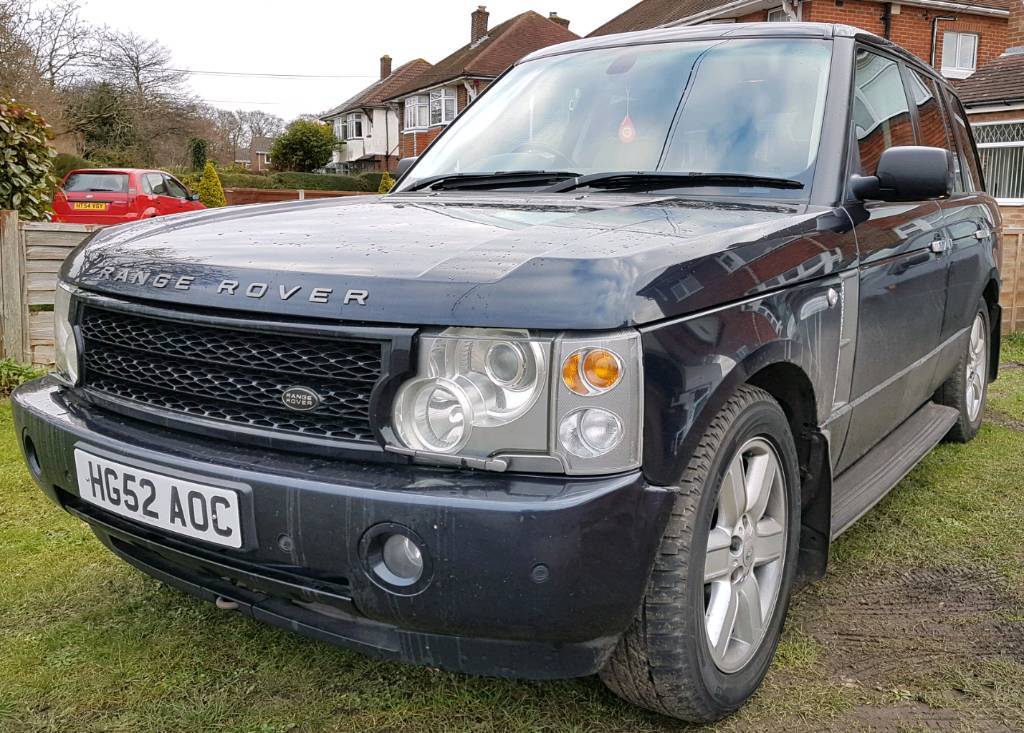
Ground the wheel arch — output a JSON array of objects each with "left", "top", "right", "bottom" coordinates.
[
  {"left": 982, "top": 274, "right": 1001, "bottom": 382},
  {"left": 641, "top": 340, "right": 833, "bottom": 584}
]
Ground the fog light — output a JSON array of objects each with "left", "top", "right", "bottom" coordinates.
[
  {"left": 361, "top": 524, "right": 430, "bottom": 593},
  {"left": 382, "top": 534, "right": 423, "bottom": 583},
  {"left": 558, "top": 408, "right": 623, "bottom": 458}
]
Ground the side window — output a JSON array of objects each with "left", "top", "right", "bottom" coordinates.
[
  {"left": 852, "top": 50, "right": 915, "bottom": 176},
  {"left": 908, "top": 69, "right": 964, "bottom": 192},
  {"left": 141, "top": 175, "right": 153, "bottom": 195},
  {"left": 944, "top": 90, "right": 984, "bottom": 192},
  {"left": 146, "top": 173, "right": 168, "bottom": 196},
  {"left": 164, "top": 176, "right": 188, "bottom": 198}
]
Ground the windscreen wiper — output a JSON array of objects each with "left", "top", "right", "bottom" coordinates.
[
  {"left": 404, "top": 170, "right": 581, "bottom": 192},
  {"left": 544, "top": 171, "right": 805, "bottom": 194}
]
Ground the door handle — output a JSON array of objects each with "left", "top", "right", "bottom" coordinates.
[{"left": 930, "top": 237, "right": 950, "bottom": 254}]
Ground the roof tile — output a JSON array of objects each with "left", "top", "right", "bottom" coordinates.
[{"left": 385, "top": 11, "right": 578, "bottom": 100}]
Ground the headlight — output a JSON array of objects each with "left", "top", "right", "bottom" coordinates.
[
  {"left": 53, "top": 282, "right": 79, "bottom": 385},
  {"left": 388, "top": 328, "right": 641, "bottom": 475}
]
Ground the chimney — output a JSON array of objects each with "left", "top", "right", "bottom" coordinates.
[
  {"left": 471, "top": 5, "right": 490, "bottom": 44},
  {"left": 1008, "top": 1, "right": 1024, "bottom": 55},
  {"left": 548, "top": 12, "right": 570, "bottom": 30},
  {"left": 380, "top": 54, "right": 392, "bottom": 80}
]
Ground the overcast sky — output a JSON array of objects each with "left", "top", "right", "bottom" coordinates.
[{"left": 71, "top": 0, "right": 614, "bottom": 120}]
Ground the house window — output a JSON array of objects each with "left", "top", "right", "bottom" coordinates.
[
  {"left": 429, "top": 87, "right": 457, "bottom": 126},
  {"left": 974, "top": 121, "right": 1024, "bottom": 201},
  {"left": 333, "top": 118, "right": 344, "bottom": 140},
  {"left": 404, "top": 95, "right": 429, "bottom": 129},
  {"left": 941, "top": 32, "right": 978, "bottom": 79},
  {"left": 344, "top": 113, "right": 364, "bottom": 139},
  {"left": 767, "top": 7, "right": 791, "bottom": 21}
]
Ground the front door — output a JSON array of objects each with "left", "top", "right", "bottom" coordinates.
[{"left": 837, "top": 48, "right": 949, "bottom": 472}]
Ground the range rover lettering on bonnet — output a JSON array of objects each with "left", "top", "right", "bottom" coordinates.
[{"left": 93, "top": 267, "right": 368, "bottom": 305}]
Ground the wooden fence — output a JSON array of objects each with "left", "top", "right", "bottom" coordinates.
[
  {"left": 1, "top": 208, "right": 1023, "bottom": 368},
  {"left": 1001, "top": 227, "right": 1024, "bottom": 336},
  {"left": 0, "top": 213, "right": 102, "bottom": 366}
]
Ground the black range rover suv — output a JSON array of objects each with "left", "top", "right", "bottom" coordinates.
[{"left": 13, "top": 23, "right": 1001, "bottom": 722}]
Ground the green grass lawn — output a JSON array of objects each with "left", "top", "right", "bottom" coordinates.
[{"left": 2, "top": 337, "right": 1022, "bottom": 733}]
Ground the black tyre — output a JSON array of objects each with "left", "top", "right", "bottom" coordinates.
[
  {"left": 599, "top": 385, "right": 801, "bottom": 722},
  {"left": 938, "top": 303, "right": 990, "bottom": 443}
]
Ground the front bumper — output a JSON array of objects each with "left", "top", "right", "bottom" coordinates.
[{"left": 12, "top": 377, "right": 674, "bottom": 679}]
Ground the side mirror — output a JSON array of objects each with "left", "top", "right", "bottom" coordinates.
[
  {"left": 395, "top": 156, "right": 418, "bottom": 179},
  {"left": 850, "top": 146, "right": 954, "bottom": 202},
  {"left": 187, "top": 193, "right": 200, "bottom": 202}
]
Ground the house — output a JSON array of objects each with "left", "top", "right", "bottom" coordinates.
[
  {"left": 384, "top": 6, "right": 578, "bottom": 159},
  {"left": 959, "top": 2, "right": 1024, "bottom": 204},
  {"left": 250, "top": 136, "right": 274, "bottom": 172},
  {"left": 590, "top": 1, "right": 1010, "bottom": 82},
  {"left": 320, "top": 56, "right": 434, "bottom": 174}
]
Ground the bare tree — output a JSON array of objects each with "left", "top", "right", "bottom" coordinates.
[
  {"left": 94, "top": 30, "right": 187, "bottom": 99},
  {"left": 0, "top": 1, "right": 34, "bottom": 97},
  {"left": 237, "top": 109, "right": 285, "bottom": 141},
  {"left": 24, "top": 0, "right": 93, "bottom": 88}
]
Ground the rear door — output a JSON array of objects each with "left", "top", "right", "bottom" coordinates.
[
  {"left": 935, "top": 88, "right": 996, "bottom": 343},
  {"left": 837, "top": 47, "right": 949, "bottom": 472}
]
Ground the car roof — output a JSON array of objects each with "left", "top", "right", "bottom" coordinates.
[
  {"left": 518, "top": 21, "right": 955, "bottom": 95},
  {"left": 65, "top": 168, "right": 164, "bottom": 175},
  {"left": 521, "top": 21, "right": 881, "bottom": 62}
]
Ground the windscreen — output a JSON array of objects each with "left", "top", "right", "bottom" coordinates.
[
  {"left": 398, "top": 38, "right": 833, "bottom": 196},
  {"left": 63, "top": 173, "right": 129, "bottom": 193}
]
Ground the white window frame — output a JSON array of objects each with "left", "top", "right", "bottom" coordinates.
[
  {"left": 941, "top": 31, "right": 978, "bottom": 79},
  {"left": 345, "top": 112, "right": 365, "bottom": 140},
  {"left": 429, "top": 87, "right": 457, "bottom": 127},
  {"left": 767, "top": 7, "right": 791, "bottom": 22},
  {"left": 333, "top": 118, "right": 345, "bottom": 140},
  {"left": 404, "top": 95, "right": 429, "bottom": 130},
  {"left": 973, "top": 118, "right": 1024, "bottom": 203}
]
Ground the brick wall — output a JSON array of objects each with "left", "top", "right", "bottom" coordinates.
[
  {"left": 397, "top": 81, "right": 489, "bottom": 159},
  {"left": 801, "top": 0, "right": 1007, "bottom": 71}
]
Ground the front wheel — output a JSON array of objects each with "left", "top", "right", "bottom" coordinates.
[{"left": 599, "top": 385, "right": 801, "bottom": 722}]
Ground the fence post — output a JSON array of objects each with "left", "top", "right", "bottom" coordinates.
[{"left": 0, "top": 210, "right": 27, "bottom": 362}]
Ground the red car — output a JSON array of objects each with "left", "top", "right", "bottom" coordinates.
[{"left": 52, "top": 168, "right": 206, "bottom": 225}]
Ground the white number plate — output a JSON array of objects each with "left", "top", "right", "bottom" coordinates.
[{"left": 75, "top": 449, "right": 243, "bottom": 549}]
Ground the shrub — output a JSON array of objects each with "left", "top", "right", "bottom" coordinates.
[
  {"left": 359, "top": 172, "right": 384, "bottom": 191},
  {"left": 196, "top": 162, "right": 227, "bottom": 207},
  {"left": 0, "top": 100, "right": 57, "bottom": 221},
  {"left": 0, "top": 358, "right": 45, "bottom": 396},
  {"left": 218, "top": 172, "right": 277, "bottom": 189},
  {"left": 88, "top": 147, "right": 145, "bottom": 168},
  {"left": 377, "top": 172, "right": 395, "bottom": 194},
  {"left": 274, "top": 172, "right": 368, "bottom": 191},
  {"left": 270, "top": 120, "right": 336, "bottom": 172},
  {"left": 53, "top": 153, "right": 95, "bottom": 180},
  {"left": 189, "top": 138, "right": 209, "bottom": 171}
]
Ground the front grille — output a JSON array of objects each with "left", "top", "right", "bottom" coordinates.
[{"left": 79, "top": 305, "right": 384, "bottom": 444}]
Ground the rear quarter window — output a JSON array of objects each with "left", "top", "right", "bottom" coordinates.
[{"left": 63, "top": 173, "right": 129, "bottom": 193}]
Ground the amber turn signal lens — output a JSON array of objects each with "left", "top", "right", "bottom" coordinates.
[
  {"left": 562, "top": 352, "right": 585, "bottom": 395},
  {"left": 583, "top": 349, "right": 621, "bottom": 391},
  {"left": 562, "top": 348, "right": 623, "bottom": 396}
]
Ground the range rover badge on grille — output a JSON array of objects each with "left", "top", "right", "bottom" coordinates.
[{"left": 281, "top": 386, "right": 321, "bottom": 412}]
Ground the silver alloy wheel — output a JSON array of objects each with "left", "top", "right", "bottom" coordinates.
[
  {"left": 965, "top": 313, "right": 988, "bottom": 423},
  {"left": 703, "top": 437, "right": 787, "bottom": 673}
]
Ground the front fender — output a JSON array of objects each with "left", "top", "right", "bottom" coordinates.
[{"left": 640, "top": 277, "right": 847, "bottom": 487}]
